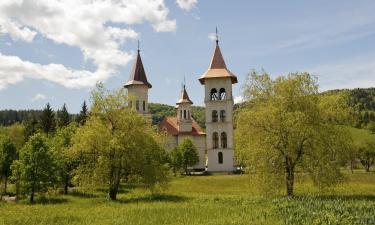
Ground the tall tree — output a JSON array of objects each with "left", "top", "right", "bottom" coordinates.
[
  {"left": 40, "top": 103, "right": 56, "bottom": 136},
  {"left": 70, "top": 84, "right": 168, "bottom": 200},
  {"left": 24, "top": 114, "right": 39, "bottom": 140},
  {"left": 0, "top": 139, "right": 17, "bottom": 195},
  {"left": 236, "top": 71, "right": 351, "bottom": 196},
  {"left": 57, "top": 103, "right": 70, "bottom": 127},
  {"left": 169, "top": 147, "right": 183, "bottom": 176},
  {"left": 179, "top": 139, "right": 199, "bottom": 175},
  {"left": 358, "top": 141, "right": 375, "bottom": 172},
  {"left": 50, "top": 124, "right": 77, "bottom": 194},
  {"left": 11, "top": 133, "right": 57, "bottom": 203},
  {"left": 77, "top": 100, "right": 88, "bottom": 126}
]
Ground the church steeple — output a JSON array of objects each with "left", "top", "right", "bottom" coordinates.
[
  {"left": 125, "top": 42, "right": 151, "bottom": 114},
  {"left": 124, "top": 43, "right": 152, "bottom": 88},
  {"left": 176, "top": 85, "right": 193, "bottom": 132},
  {"left": 177, "top": 85, "right": 193, "bottom": 105}
]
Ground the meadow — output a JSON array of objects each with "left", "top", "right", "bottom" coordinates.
[{"left": 0, "top": 171, "right": 374, "bottom": 225}]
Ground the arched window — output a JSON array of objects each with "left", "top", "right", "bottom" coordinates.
[
  {"left": 143, "top": 101, "right": 146, "bottom": 111},
  {"left": 211, "top": 88, "right": 218, "bottom": 101},
  {"left": 213, "top": 132, "right": 219, "bottom": 149},
  {"left": 136, "top": 100, "right": 139, "bottom": 110},
  {"left": 184, "top": 110, "right": 187, "bottom": 119},
  {"left": 212, "top": 110, "right": 218, "bottom": 122},
  {"left": 220, "top": 110, "right": 226, "bottom": 122},
  {"left": 180, "top": 110, "right": 182, "bottom": 119},
  {"left": 219, "top": 88, "right": 226, "bottom": 100},
  {"left": 188, "top": 110, "right": 190, "bottom": 120},
  {"left": 221, "top": 132, "right": 227, "bottom": 148},
  {"left": 218, "top": 152, "right": 223, "bottom": 164}
]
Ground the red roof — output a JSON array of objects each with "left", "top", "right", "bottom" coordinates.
[
  {"left": 176, "top": 85, "right": 193, "bottom": 105},
  {"left": 124, "top": 50, "right": 152, "bottom": 88},
  {"left": 159, "top": 117, "right": 205, "bottom": 136},
  {"left": 198, "top": 43, "right": 237, "bottom": 85}
]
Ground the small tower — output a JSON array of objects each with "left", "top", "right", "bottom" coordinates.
[
  {"left": 198, "top": 29, "right": 237, "bottom": 172},
  {"left": 124, "top": 43, "right": 152, "bottom": 114},
  {"left": 176, "top": 85, "right": 193, "bottom": 132}
]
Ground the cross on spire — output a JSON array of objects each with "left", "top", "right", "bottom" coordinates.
[
  {"left": 215, "top": 26, "right": 219, "bottom": 46},
  {"left": 137, "top": 40, "right": 140, "bottom": 53}
]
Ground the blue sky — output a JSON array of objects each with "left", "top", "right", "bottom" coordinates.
[{"left": 1, "top": 0, "right": 375, "bottom": 112}]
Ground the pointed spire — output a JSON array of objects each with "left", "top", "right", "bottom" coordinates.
[
  {"left": 177, "top": 84, "right": 193, "bottom": 105},
  {"left": 198, "top": 28, "right": 237, "bottom": 85},
  {"left": 124, "top": 41, "right": 152, "bottom": 88}
]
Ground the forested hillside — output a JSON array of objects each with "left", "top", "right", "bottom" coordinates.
[{"left": 1, "top": 87, "right": 374, "bottom": 130}]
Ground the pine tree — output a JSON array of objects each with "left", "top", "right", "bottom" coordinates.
[
  {"left": 77, "top": 100, "right": 88, "bottom": 126},
  {"left": 57, "top": 103, "right": 70, "bottom": 127},
  {"left": 0, "top": 139, "right": 17, "bottom": 195},
  {"left": 39, "top": 103, "right": 56, "bottom": 136}
]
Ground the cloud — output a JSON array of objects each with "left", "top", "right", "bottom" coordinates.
[
  {"left": 234, "top": 95, "right": 244, "bottom": 104},
  {"left": 300, "top": 54, "right": 375, "bottom": 91},
  {"left": 31, "top": 93, "right": 47, "bottom": 102},
  {"left": 0, "top": 0, "right": 177, "bottom": 90},
  {"left": 208, "top": 33, "right": 216, "bottom": 42},
  {"left": 176, "top": 0, "right": 197, "bottom": 11}
]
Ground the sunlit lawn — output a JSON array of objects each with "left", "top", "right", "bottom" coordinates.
[{"left": 0, "top": 170, "right": 374, "bottom": 225}]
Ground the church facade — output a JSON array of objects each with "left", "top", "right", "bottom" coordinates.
[{"left": 124, "top": 38, "right": 237, "bottom": 172}]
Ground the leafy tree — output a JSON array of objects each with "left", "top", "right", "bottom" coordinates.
[
  {"left": 56, "top": 103, "right": 70, "bottom": 127},
  {"left": 0, "top": 139, "right": 17, "bottom": 195},
  {"left": 179, "top": 139, "right": 199, "bottom": 175},
  {"left": 358, "top": 141, "right": 375, "bottom": 172},
  {"left": 77, "top": 101, "right": 88, "bottom": 126},
  {"left": 169, "top": 147, "right": 183, "bottom": 176},
  {"left": 40, "top": 103, "right": 56, "bottom": 136},
  {"left": 11, "top": 133, "right": 57, "bottom": 203},
  {"left": 70, "top": 84, "right": 169, "bottom": 200},
  {"left": 236, "top": 71, "right": 351, "bottom": 196},
  {"left": 50, "top": 123, "right": 77, "bottom": 194},
  {"left": 24, "top": 114, "right": 39, "bottom": 140}
]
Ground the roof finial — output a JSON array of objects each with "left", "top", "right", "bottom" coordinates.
[
  {"left": 215, "top": 26, "right": 219, "bottom": 46},
  {"left": 183, "top": 75, "right": 186, "bottom": 88},
  {"left": 137, "top": 40, "right": 140, "bottom": 53}
]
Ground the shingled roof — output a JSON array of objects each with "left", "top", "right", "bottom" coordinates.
[
  {"left": 159, "top": 117, "right": 205, "bottom": 136},
  {"left": 198, "top": 43, "right": 237, "bottom": 85},
  {"left": 176, "top": 85, "right": 193, "bottom": 105},
  {"left": 124, "top": 50, "right": 152, "bottom": 88}
]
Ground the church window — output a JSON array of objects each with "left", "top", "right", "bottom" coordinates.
[
  {"left": 136, "top": 100, "right": 139, "bottom": 110},
  {"left": 184, "top": 110, "right": 187, "bottom": 119},
  {"left": 213, "top": 132, "right": 219, "bottom": 149},
  {"left": 220, "top": 110, "right": 226, "bottom": 122},
  {"left": 221, "top": 132, "right": 227, "bottom": 148},
  {"left": 143, "top": 101, "right": 146, "bottom": 111},
  {"left": 219, "top": 88, "right": 226, "bottom": 100},
  {"left": 218, "top": 152, "right": 223, "bottom": 164},
  {"left": 188, "top": 110, "right": 190, "bottom": 120},
  {"left": 212, "top": 110, "right": 218, "bottom": 122},
  {"left": 211, "top": 88, "right": 219, "bottom": 101}
]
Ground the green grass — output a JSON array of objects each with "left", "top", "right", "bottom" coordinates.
[{"left": 0, "top": 171, "right": 374, "bottom": 225}]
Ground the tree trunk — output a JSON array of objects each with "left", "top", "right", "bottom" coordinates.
[
  {"left": 109, "top": 185, "right": 118, "bottom": 200},
  {"left": 4, "top": 176, "right": 7, "bottom": 194},
  {"left": 30, "top": 188, "right": 35, "bottom": 203},
  {"left": 285, "top": 166, "right": 294, "bottom": 196},
  {"left": 63, "top": 176, "right": 69, "bottom": 194},
  {"left": 366, "top": 163, "right": 370, "bottom": 172}
]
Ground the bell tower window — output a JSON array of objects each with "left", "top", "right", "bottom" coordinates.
[
  {"left": 211, "top": 88, "right": 219, "bottom": 101},
  {"left": 219, "top": 88, "right": 226, "bottom": 100},
  {"left": 143, "top": 101, "right": 146, "bottom": 111},
  {"left": 213, "top": 132, "right": 219, "bottom": 149},
  {"left": 218, "top": 152, "right": 223, "bottom": 164},
  {"left": 220, "top": 110, "right": 226, "bottom": 122},
  {"left": 136, "top": 100, "right": 139, "bottom": 110},
  {"left": 212, "top": 110, "right": 218, "bottom": 122},
  {"left": 221, "top": 132, "right": 227, "bottom": 148}
]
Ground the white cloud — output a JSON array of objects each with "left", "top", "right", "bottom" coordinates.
[
  {"left": 208, "top": 33, "right": 216, "bottom": 42},
  {"left": 31, "top": 93, "right": 47, "bottom": 102},
  {"left": 176, "top": 0, "right": 197, "bottom": 11},
  {"left": 234, "top": 95, "right": 244, "bottom": 104},
  {"left": 0, "top": 0, "right": 177, "bottom": 90},
  {"left": 306, "top": 54, "right": 375, "bottom": 91}
]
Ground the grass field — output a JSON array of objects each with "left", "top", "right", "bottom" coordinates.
[{"left": 0, "top": 171, "right": 374, "bottom": 225}]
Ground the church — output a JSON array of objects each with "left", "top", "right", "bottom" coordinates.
[{"left": 124, "top": 36, "right": 237, "bottom": 172}]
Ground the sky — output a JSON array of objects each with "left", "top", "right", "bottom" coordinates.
[{"left": 1, "top": 0, "right": 375, "bottom": 112}]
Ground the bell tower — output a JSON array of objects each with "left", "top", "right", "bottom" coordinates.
[
  {"left": 176, "top": 85, "right": 193, "bottom": 133},
  {"left": 198, "top": 29, "right": 237, "bottom": 172},
  {"left": 124, "top": 42, "right": 152, "bottom": 114}
]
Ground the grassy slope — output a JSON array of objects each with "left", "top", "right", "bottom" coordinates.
[
  {"left": 348, "top": 126, "right": 375, "bottom": 145},
  {"left": 0, "top": 172, "right": 374, "bottom": 225}
]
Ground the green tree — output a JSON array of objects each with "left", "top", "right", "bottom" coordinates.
[
  {"left": 56, "top": 103, "right": 70, "bottom": 128},
  {"left": 50, "top": 123, "right": 77, "bottom": 194},
  {"left": 179, "top": 139, "right": 199, "bottom": 175},
  {"left": 77, "top": 100, "right": 88, "bottom": 126},
  {"left": 24, "top": 115, "right": 39, "bottom": 140},
  {"left": 0, "top": 139, "right": 17, "bottom": 195},
  {"left": 358, "top": 141, "right": 375, "bottom": 172},
  {"left": 169, "top": 147, "right": 183, "bottom": 176},
  {"left": 11, "top": 133, "right": 57, "bottom": 203},
  {"left": 236, "top": 71, "right": 351, "bottom": 196},
  {"left": 70, "top": 84, "right": 168, "bottom": 200},
  {"left": 40, "top": 103, "right": 56, "bottom": 136}
]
